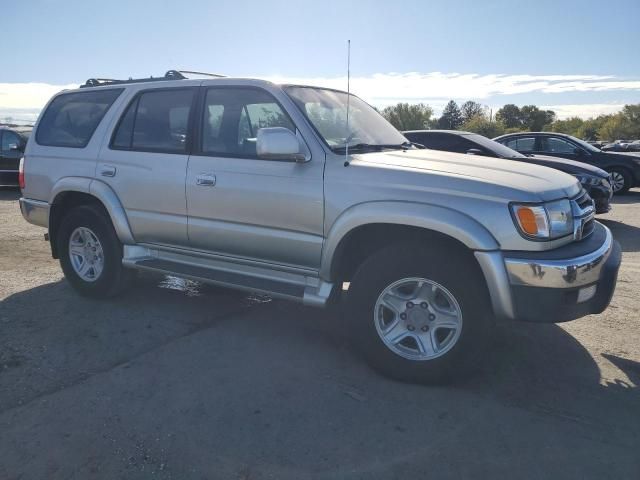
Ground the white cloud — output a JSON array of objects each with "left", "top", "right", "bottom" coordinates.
[
  {"left": 261, "top": 72, "right": 640, "bottom": 106},
  {"left": 0, "top": 82, "right": 77, "bottom": 109},
  {"left": 1, "top": 73, "right": 638, "bottom": 123},
  {"left": 539, "top": 103, "right": 626, "bottom": 120}
]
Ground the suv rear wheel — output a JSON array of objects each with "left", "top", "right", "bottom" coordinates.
[
  {"left": 57, "top": 205, "right": 132, "bottom": 298},
  {"left": 347, "top": 242, "right": 491, "bottom": 384}
]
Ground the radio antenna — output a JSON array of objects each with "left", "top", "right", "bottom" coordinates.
[{"left": 344, "top": 40, "right": 351, "bottom": 167}]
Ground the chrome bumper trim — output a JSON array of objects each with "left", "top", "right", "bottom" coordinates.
[
  {"left": 504, "top": 225, "right": 613, "bottom": 288},
  {"left": 19, "top": 197, "right": 50, "bottom": 228}
]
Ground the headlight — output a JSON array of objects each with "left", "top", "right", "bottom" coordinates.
[
  {"left": 575, "top": 174, "right": 601, "bottom": 186},
  {"left": 511, "top": 199, "right": 573, "bottom": 240}
]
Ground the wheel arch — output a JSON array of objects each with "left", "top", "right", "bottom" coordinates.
[
  {"left": 48, "top": 178, "right": 134, "bottom": 258},
  {"left": 321, "top": 201, "right": 500, "bottom": 283}
]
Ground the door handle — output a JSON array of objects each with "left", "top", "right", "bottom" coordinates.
[
  {"left": 196, "top": 173, "right": 216, "bottom": 186},
  {"left": 100, "top": 165, "right": 116, "bottom": 177}
]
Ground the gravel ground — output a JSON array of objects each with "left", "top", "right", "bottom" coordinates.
[{"left": 0, "top": 187, "right": 638, "bottom": 479}]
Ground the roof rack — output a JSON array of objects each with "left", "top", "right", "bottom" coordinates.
[{"left": 80, "top": 70, "right": 226, "bottom": 88}]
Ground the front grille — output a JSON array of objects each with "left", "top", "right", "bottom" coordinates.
[{"left": 571, "top": 188, "right": 596, "bottom": 241}]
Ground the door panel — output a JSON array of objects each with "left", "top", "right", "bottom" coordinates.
[
  {"left": 187, "top": 156, "right": 324, "bottom": 267},
  {"left": 186, "top": 87, "right": 324, "bottom": 269},
  {"left": 97, "top": 149, "right": 189, "bottom": 246},
  {"left": 97, "top": 88, "right": 196, "bottom": 247}
]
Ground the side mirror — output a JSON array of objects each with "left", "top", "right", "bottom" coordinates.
[
  {"left": 573, "top": 148, "right": 585, "bottom": 156},
  {"left": 9, "top": 144, "right": 21, "bottom": 152},
  {"left": 466, "top": 148, "right": 483, "bottom": 155},
  {"left": 257, "top": 127, "right": 307, "bottom": 163}
]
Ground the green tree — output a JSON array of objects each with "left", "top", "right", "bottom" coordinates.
[
  {"left": 461, "top": 115, "right": 505, "bottom": 138},
  {"left": 622, "top": 104, "right": 640, "bottom": 125},
  {"left": 598, "top": 114, "right": 633, "bottom": 141},
  {"left": 437, "top": 100, "right": 463, "bottom": 129},
  {"left": 520, "top": 105, "right": 555, "bottom": 131},
  {"left": 620, "top": 105, "right": 640, "bottom": 138},
  {"left": 460, "top": 101, "right": 485, "bottom": 124},
  {"left": 381, "top": 103, "right": 434, "bottom": 130},
  {"left": 495, "top": 104, "right": 522, "bottom": 129},
  {"left": 549, "top": 117, "right": 585, "bottom": 137}
]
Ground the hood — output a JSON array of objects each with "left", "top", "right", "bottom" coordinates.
[
  {"left": 352, "top": 149, "right": 581, "bottom": 202},
  {"left": 524, "top": 154, "right": 609, "bottom": 178}
]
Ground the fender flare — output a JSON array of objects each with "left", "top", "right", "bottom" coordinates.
[
  {"left": 49, "top": 177, "right": 135, "bottom": 244},
  {"left": 320, "top": 201, "right": 500, "bottom": 280}
]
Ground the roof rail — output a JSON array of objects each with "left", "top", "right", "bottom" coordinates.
[
  {"left": 175, "top": 70, "right": 226, "bottom": 78},
  {"left": 80, "top": 69, "right": 226, "bottom": 88}
]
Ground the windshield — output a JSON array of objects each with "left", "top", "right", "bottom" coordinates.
[
  {"left": 465, "top": 133, "right": 527, "bottom": 159},
  {"left": 285, "top": 86, "right": 408, "bottom": 152},
  {"left": 567, "top": 135, "right": 601, "bottom": 153}
]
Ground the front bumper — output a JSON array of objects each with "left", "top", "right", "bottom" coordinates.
[{"left": 476, "top": 222, "right": 621, "bottom": 323}]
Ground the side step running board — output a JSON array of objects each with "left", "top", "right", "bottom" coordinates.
[
  {"left": 136, "top": 258, "right": 305, "bottom": 298},
  {"left": 123, "top": 245, "right": 334, "bottom": 307}
]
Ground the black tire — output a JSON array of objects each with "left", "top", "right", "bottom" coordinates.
[
  {"left": 57, "top": 204, "right": 132, "bottom": 298},
  {"left": 608, "top": 167, "right": 632, "bottom": 194},
  {"left": 347, "top": 242, "right": 492, "bottom": 384}
]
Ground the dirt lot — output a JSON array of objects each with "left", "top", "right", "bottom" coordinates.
[{"left": 0, "top": 188, "right": 638, "bottom": 479}]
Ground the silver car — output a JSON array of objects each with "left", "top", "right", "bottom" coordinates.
[{"left": 19, "top": 71, "right": 621, "bottom": 383}]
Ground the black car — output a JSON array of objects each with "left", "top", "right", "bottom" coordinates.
[
  {"left": 601, "top": 141, "right": 640, "bottom": 153},
  {"left": 403, "top": 130, "right": 613, "bottom": 213},
  {"left": 493, "top": 132, "right": 640, "bottom": 193},
  {"left": 0, "top": 126, "right": 30, "bottom": 186}
]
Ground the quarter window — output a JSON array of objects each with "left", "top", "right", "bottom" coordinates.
[
  {"left": 36, "top": 89, "right": 122, "bottom": 148},
  {"left": 112, "top": 89, "right": 194, "bottom": 153},
  {"left": 201, "top": 88, "right": 294, "bottom": 157}
]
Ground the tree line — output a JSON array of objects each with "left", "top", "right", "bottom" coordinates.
[{"left": 380, "top": 100, "right": 640, "bottom": 141}]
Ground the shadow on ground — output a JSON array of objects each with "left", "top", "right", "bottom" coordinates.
[
  {"left": 1, "top": 276, "right": 638, "bottom": 479},
  {"left": 599, "top": 218, "right": 640, "bottom": 252},
  {"left": 611, "top": 188, "right": 640, "bottom": 205}
]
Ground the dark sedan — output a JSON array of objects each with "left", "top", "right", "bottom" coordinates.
[
  {"left": 0, "top": 127, "right": 30, "bottom": 186},
  {"left": 403, "top": 129, "right": 613, "bottom": 213},
  {"left": 493, "top": 132, "right": 640, "bottom": 193}
]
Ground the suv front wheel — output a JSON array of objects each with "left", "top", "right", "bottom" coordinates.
[
  {"left": 57, "top": 205, "right": 132, "bottom": 298},
  {"left": 347, "top": 243, "right": 491, "bottom": 384}
]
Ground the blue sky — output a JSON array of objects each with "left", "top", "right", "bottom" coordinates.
[{"left": 3, "top": 0, "right": 640, "bottom": 122}]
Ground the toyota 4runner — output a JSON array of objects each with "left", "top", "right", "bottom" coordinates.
[{"left": 19, "top": 70, "right": 622, "bottom": 383}]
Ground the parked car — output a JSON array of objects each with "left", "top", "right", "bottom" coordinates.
[
  {"left": 403, "top": 130, "right": 613, "bottom": 213},
  {"left": 19, "top": 70, "right": 621, "bottom": 383},
  {"left": 494, "top": 132, "right": 640, "bottom": 193},
  {"left": 586, "top": 140, "right": 608, "bottom": 149},
  {"left": 601, "top": 141, "right": 640, "bottom": 153},
  {"left": 0, "top": 126, "right": 31, "bottom": 186}
]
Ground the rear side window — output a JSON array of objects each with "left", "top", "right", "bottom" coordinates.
[
  {"left": 1, "top": 131, "right": 21, "bottom": 151},
  {"left": 111, "top": 88, "right": 195, "bottom": 153},
  {"left": 36, "top": 89, "right": 122, "bottom": 148}
]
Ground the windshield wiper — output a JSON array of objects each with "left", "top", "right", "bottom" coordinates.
[{"left": 333, "top": 142, "right": 412, "bottom": 153}]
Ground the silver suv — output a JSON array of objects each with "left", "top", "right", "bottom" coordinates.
[{"left": 20, "top": 71, "right": 621, "bottom": 383}]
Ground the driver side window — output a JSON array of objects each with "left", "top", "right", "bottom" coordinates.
[
  {"left": 201, "top": 88, "right": 294, "bottom": 158},
  {"left": 543, "top": 137, "right": 577, "bottom": 154}
]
